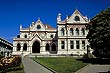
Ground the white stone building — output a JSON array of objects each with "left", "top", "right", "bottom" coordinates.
[{"left": 12, "top": 9, "right": 90, "bottom": 56}]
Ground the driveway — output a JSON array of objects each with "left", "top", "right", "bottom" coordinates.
[{"left": 22, "top": 57, "right": 53, "bottom": 73}]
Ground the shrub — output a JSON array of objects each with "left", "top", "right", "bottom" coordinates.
[
  {"left": 83, "top": 53, "right": 95, "bottom": 59},
  {"left": 0, "top": 55, "right": 23, "bottom": 72}
]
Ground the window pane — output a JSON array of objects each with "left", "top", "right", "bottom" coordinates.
[
  {"left": 76, "top": 41, "right": 80, "bottom": 49},
  {"left": 61, "top": 41, "right": 65, "bottom": 49},
  {"left": 82, "top": 41, "right": 85, "bottom": 49},
  {"left": 81, "top": 28, "right": 85, "bottom": 35},
  {"left": 70, "top": 28, "right": 73, "bottom": 36},
  {"left": 61, "top": 28, "right": 64, "bottom": 36},
  {"left": 75, "top": 28, "right": 79, "bottom": 36},
  {"left": 70, "top": 41, "right": 74, "bottom": 49},
  {"left": 75, "top": 16, "right": 80, "bottom": 21}
]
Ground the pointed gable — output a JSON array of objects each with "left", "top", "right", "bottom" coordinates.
[
  {"left": 30, "top": 18, "right": 46, "bottom": 31},
  {"left": 67, "top": 9, "right": 89, "bottom": 24}
]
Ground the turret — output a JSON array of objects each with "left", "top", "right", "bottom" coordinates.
[{"left": 57, "top": 13, "right": 61, "bottom": 23}]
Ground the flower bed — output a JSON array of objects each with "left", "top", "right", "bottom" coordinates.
[{"left": 0, "top": 55, "right": 23, "bottom": 73}]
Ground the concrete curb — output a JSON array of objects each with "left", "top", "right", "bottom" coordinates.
[
  {"left": 32, "top": 59, "right": 57, "bottom": 73},
  {"left": 75, "top": 64, "right": 92, "bottom": 73}
]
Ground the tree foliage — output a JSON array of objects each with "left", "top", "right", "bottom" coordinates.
[{"left": 87, "top": 8, "right": 110, "bottom": 58}]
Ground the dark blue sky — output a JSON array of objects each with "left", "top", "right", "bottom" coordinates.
[{"left": 0, "top": 0, "right": 110, "bottom": 43}]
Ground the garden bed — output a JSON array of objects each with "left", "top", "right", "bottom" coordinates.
[{"left": 0, "top": 55, "right": 24, "bottom": 73}]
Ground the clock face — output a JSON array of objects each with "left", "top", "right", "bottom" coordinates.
[{"left": 37, "top": 25, "right": 41, "bottom": 29}]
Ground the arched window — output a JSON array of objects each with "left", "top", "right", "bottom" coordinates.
[
  {"left": 46, "top": 43, "right": 49, "bottom": 51},
  {"left": 75, "top": 28, "right": 79, "bottom": 36},
  {"left": 24, "top": 34, "right": 27, "bottom": 38},
  {"left": 17, "top": 43, "right": 21, "bottom": 51},
  {"left": 50, "top": 34, "right": 53, "bottom": 38},
  {"left": 74, "top": 16, "right": 80, "bottom": 21},
  {"left": 70, "top": 28, "right": 74, "bottom": 36},
  {"left": 61, "top": 28, "right": 64, "bottom": 36},
  {"left": 17, "top": 35, "right": 20, "bottom": 38},
  {"left": 51, "top": 43, "right": 56, "bottom": 51},
  {"left": 81, "top": 28, "right": 85, "bottom": 35},
  {"left": 23, "top": 43, "right": 27, "bottom": 51}
]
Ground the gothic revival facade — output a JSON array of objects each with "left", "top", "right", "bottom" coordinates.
[{"left": 12, "top": 9, "right": 90, "bottom": 56}]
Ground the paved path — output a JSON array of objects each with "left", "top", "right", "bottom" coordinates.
[
  {"left": 76, "top": 64, "right": 110, "bottom": 73},
  {"left": 22, "top": 57, "right": 53, "bottom": 73}
]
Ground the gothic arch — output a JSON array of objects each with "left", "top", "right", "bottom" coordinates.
[
  {"left": 70, "top": 28, "right": 74, "bottom": 35},
  {"left": 45, "top": 43, "right": 50, "bottom": 51},
  {"left": 32, "top": 40, "right": 40, "bottom": 53},
  {"left": 61, "top": 28, "right": 65, "bottom": 36},
  {"left": 51, "top": 43, "right": 57, "bottom": 51},
  {"left": 75, "top": 28, "right": 79, "bottom": 36},
  {"left": 23, "top": 43, "right": 27, "bottom": 51},
  {"left": 17, "top": 43, "right": 21, "bottom": 51}
]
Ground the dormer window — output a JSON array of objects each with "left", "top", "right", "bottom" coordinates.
[{"left": 74, "top": 16, "right": 80, "bottom": 21}]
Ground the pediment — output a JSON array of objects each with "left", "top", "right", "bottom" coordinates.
[
  {"left": 67, "top": 9, "right": 89, "bottom": 24},
  {"left": 30, "top": 19, "right": 46, "bottom": 31}
]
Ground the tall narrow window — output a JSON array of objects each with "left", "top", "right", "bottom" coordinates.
[
  {"left": 23, "top": 43, "right": 27, "bottom": 51},
  {"left": 75, "top": 28, "right": 79, "bottom": 36},
  {"left": 70, "top": 40, "right": 74, "bottom": 49},
  {"left": 70, "top": 28, "right": 74, "bottom": 36},
  {"left": 82, "top": 41, "right": 85, "bottom": 49},
  {"left": 17, "top": 43, "right": 21, "bottom": 51},
  {"left": 46, "top": 43, "right": 49, "bottom": 51},
  {"left": 81, "top": 28, "right": 85, "bottom": 35},
  {"left": 61, "top": 28, "right": 64, "bottom": 36},
  {"left": 24, "top": 34, "right": 27, "bottom": 38},
  {"left": 76, "top": 41, "right": 80, "bottom": 49},
  {"left": 61, "top": 41, "right": 65, "bottom": 49},
  {"left": 51, "top": 43, "right": 56, "bottom": 51}
]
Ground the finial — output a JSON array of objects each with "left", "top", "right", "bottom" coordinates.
[
  {"left": 38, "top": 17, "right": 40, "bottom": 20},
  {"left": 57, "top": 13, "right": 61, "bottom": 23},
  {"left": 66, "top": 15, "right": 68, "bottom": 20},
  {"left": 20, "top": 24, "right": 22, "bottom": 29}
]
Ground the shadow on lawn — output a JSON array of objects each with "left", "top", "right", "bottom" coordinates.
[
  {"left": 77, "top": 58, "right": 110, "bottom": 73},
  {"left": 76, "top": 58, "right": 110, "bottom": 64}
]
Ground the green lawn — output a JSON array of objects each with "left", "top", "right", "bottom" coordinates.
[
  {"left": 32, "top": 57, "right": 88, "bottom": 73},
  {"left": 7, "top": 70, "right": 25, "bottom": 73}
]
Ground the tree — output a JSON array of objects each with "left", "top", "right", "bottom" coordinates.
[{"left": 87, "top": 8, "right": 110, "bottom": 58}]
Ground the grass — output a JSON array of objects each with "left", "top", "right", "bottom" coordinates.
[
  {"left": 7, "top": 70, "right": 25, "bottom": 73},
  {"left": 32, "top": 57, "right": 88, "bottom": 73}
]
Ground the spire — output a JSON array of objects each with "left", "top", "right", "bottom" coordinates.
[{"left": 57, "top": 13, "right": 61, "bottom": 23}]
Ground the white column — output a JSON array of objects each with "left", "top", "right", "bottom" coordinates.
[
  {"left": 79, "top": 28, "right": 81, "bottom": 36},
  {"left": 20, "top": 47, "right": 23, "bottom": 52},
  {"left": 74, "top": 28, "right": 76, "bottom": 36},
  {"left": 74, "top": 40, "right": 76, "bottom": 49}
]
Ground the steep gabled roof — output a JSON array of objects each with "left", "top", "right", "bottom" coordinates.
[{"left": 44, "top": 24, "right": 56, "bottom": 30}]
